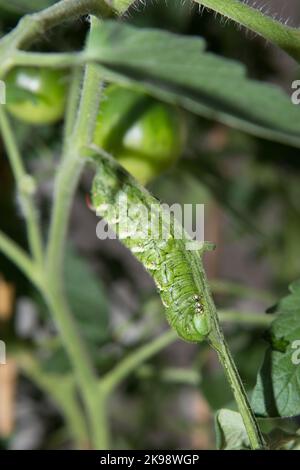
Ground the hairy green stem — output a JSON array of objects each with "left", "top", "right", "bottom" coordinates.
[
  {"left": 195, "top": 0, "right": 300, "bottom": 62},
  {"left": 206, "top": 288, "right": 266, "bottom": 449},
  {"left": 46, "top": 70, "right": 102, "bottom": 276},
  {"left": 215, "top": 339, "right": 266, "bottom": 449},
  {"left": 0, "top": 230, "right": 42, "bottom": 288},
  {"left": 63, "top": 67, "right": 84, "bottom": 150},
  {"left": 0, "top": 0, "right": 135, "bottom": 48},
  {"left": 0, "top": 108, "right": 43, "bottom": 265},
  {"left": 44, "top": 287, "right": 105, "bottom": 448},
  {"left": 87, "top": 392, "right": 110, "bottom": 450},
  {"left": 46, "top": 155, "right": 84, "bottom": 278},
  {"left": 44, "top": 17, "right": 108, "bottom": 449},
  {"left": 13, "top": 51, "right": 84, "bottom": 69},
  {"left": 0, "top": 0, "right": 136, "bottom": 77},
  {"left": 0, "top": 0, "right": 110, "bottom": 50}
]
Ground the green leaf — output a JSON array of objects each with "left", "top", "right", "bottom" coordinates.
[
  {"left": 215, "top": 409, "right": 250, "bottom": 450},
  {"left": 252, "top": 280, "right": 300, "bottom": 417},
  {"left": 92, "top": 21, "right": 300, "bottom": 148}
]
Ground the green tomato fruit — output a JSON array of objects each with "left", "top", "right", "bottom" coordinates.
[
  {"left": 94, "top": 85, "right": 186, "bottom": 185},
  {"left": 6, "top": 67, "right": 67, "bottom": 125}
]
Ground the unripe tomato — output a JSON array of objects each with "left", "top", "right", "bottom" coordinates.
[
  {"left": 6, "top": 67, "right": 67, "bottom": 125},
  {"left": 94, "top": 85, "right": 186, "bottom": 185}
]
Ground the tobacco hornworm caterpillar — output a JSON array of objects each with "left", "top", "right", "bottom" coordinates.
[{"left": 91, "top": 155, "right": 211, "bottom": 343}]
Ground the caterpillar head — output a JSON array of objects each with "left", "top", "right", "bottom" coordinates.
[{"left": 192, "top": 294, "right": 210, "bottom": 339}]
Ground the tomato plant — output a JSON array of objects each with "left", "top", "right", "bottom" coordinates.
[{"left": 0, "top": 0, "right": 300, "bottom": 455}]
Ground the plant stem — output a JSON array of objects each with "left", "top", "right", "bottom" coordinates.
[
  {"left": 46, "top": 67, "right": 103, "bottom": 277},
  {"left": 44, "top": 17, "right": 109, "bottom": 449},
  {"left": 45, "top": 154, "right": 84, "bottom": 278},
  {"left": 137, "top": 366, "right": 201, "bottom": 386},
  {"left": 94, "top": 332, "right": 179, "bottom": 447},
  {"left": 210, "top": 279, "right": 274, "bottom": 304},
  {"left": 0, "top": 230, "right": 42, "bottom": 288},
  {"left": 219, "top": 309, "right": 274, "bottom": 327},
  {"left": 0, "top": 0, "right": 110, "bottom": 50},
  {"left": 214, "top": 336, "right": 266, "bottom": 450},
  {"left": 183, "top": 251, "right": 266, "bottom": 449},
  {"left": 101, "top": 330, "right": 177, "bottom": 393},
  {"left": 87, "top": 391, "right": 110, "bottom": 450},
  {"left": 202, "top": 280, "right": 266, "bottom": 449},
  {"left": 0, "top": 108, "right": 43, "bottom": 266},
  {"left": 46, "top": 16, "right": 105, "bottom": 277},
  {"left": 0, "top": 0, "right": 136, "bottom": 77},
  {"left": 0, "top": 0, "right": 135, "bottom": 56},
  {"left": 17, "top": 352, "right": 89, "bottom": 448},
  {"left": 63, "top": 67, "right": 84, "bottom": 150},
  {"left": 195, "top": 0, "right": 300, "bottom": 62},
  {"left": 13, "top": 51, "right": 83, "bottom": 68},
  {"left": 43, "top": 287, "right": 104, "bottom": 448},
  {"left": 44, "top": 294, "right": 96, "bottom": 391},
  {"left": 215, "top": 339, "right": 265, "bottom": 449}
]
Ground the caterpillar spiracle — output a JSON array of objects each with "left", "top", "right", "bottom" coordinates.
[{"left": 91, "top": 156, "right": 211, "bottom": 343}]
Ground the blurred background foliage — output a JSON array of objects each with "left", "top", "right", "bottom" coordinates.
[{"left": 0, "top": 0, "right": 300, "bottom": 450}]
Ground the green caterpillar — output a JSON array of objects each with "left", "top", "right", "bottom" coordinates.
[{"left": 91, "top": 156, "right": 211, "bottom": 343}]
